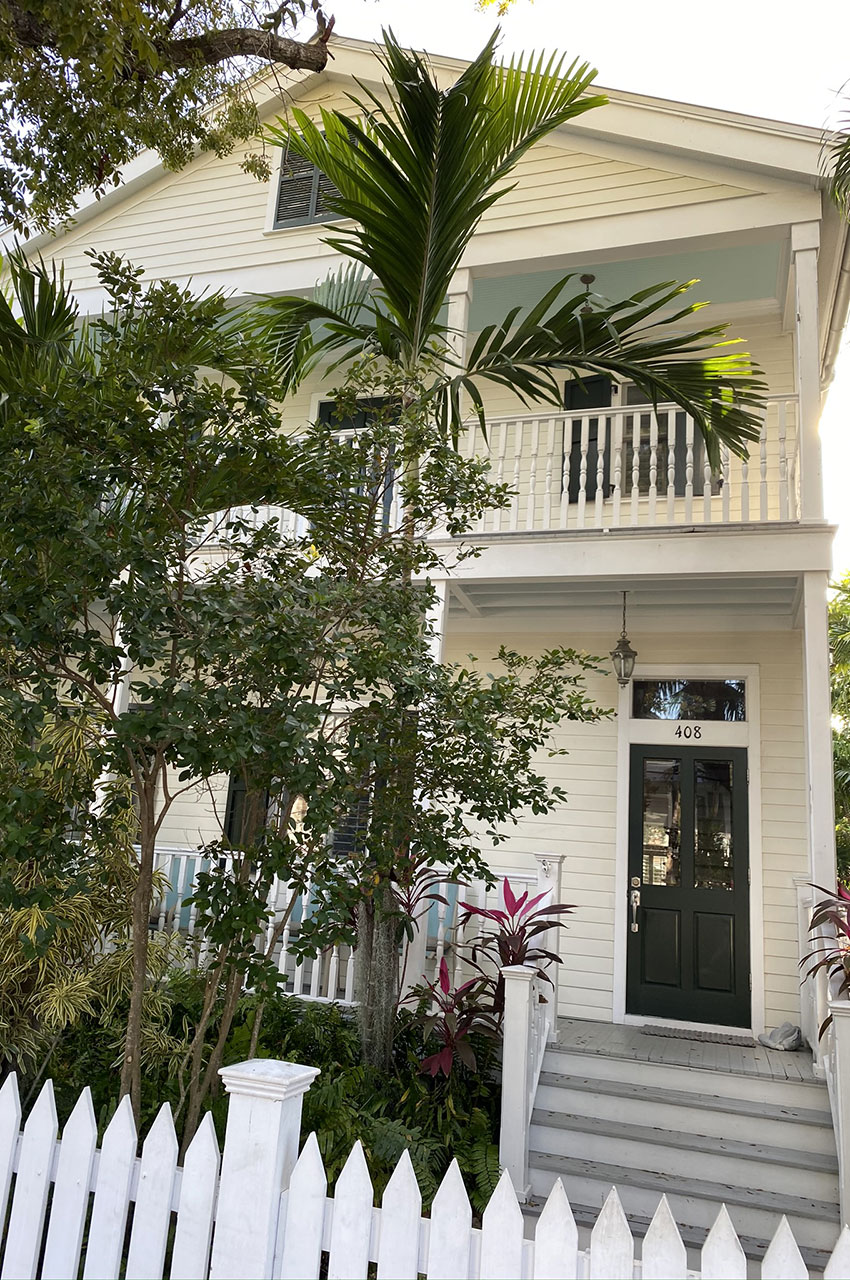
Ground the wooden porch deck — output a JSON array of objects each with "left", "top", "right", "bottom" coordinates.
[{"left": 554, "top": 1017, "right": 819, "bottom": 1084}]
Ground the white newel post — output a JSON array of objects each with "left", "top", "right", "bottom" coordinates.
[
  {"left": 830, "top": 1002, "right": 850, "bottom": 1226},
  {"left": 210, "top": 1059, "right": 319, "bottom": 1280},
  {"left": 500, "top": 964, "right": 534, "bottom": 1201},
  {"left": 534, "top": 854, "right": 565, "bottom": 1043}
]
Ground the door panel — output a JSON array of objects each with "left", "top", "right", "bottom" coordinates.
[{"left": 626, "top": 744, "right": 750, "bottom": 1026}]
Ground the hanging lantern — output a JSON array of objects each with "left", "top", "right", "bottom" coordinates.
[{"left": 611, "top": 591, "right": 637, "bottom": 687}]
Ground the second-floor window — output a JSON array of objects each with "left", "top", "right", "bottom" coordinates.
[{"left": 273, "top": 150, "right": 343, "bottom": 229}]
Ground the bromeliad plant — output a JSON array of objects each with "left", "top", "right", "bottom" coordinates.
[
  {"left": 458, "top": 877, "right": 574, "bottom": 1016},
  {"left": 802, "top": 882, "right": 850, "bottom": 1034}
]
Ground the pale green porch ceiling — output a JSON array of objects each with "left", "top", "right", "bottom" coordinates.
[{"left": 466, "top": 242, "right": 784, "bottom": 332}]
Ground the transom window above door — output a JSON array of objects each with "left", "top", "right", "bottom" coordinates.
[{"left": 632, "top": 678, "right": 746, "bottom": 722}]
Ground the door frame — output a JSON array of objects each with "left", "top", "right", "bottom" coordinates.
[{"left": 612, "top": 663, "right": 765, "bottom": 1035}]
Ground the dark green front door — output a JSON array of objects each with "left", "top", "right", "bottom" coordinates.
[{"left": 626, "top": 745, "right": 751, "bottom": 1027}]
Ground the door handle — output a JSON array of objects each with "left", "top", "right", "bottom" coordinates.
[{"left": 629, "top": 887, "right": 641, "bottom": 932}]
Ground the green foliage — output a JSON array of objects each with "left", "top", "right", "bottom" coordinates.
[
  {"left": 254, "top": 30, "right": 766, "bottom": 466},
  {"left": 0, "top": 0, "right": 331, "bottom": 233},
  {"left": 45, "top": 985, "right": 501, "bottom": 1211}
]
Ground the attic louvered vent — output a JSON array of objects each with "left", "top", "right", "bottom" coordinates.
[{"left": 274, "top": 148, "right": 343, "bottom": 228}]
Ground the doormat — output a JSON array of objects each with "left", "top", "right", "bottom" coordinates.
[{"left": 641, "top": 1025, "right": 756, "bottom": 1047}]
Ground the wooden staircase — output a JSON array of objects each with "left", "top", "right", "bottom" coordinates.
[{"left": 527, "top": 1022, "right": 841, "bottom": 1269}]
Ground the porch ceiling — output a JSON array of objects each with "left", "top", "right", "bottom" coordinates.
[{"left": 446, "top": 573, "right": 801, "bottom": 630}]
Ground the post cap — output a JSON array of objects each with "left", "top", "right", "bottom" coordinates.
[{"left": 218, "top": 1058, "right": 320, "bottom": 1101}]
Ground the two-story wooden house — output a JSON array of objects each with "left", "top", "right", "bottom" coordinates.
[{"left": 19, "top": 36, "right": 848, "bottom": 1260}]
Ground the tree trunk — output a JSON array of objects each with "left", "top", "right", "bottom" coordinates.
[
  {"left": 355, "top": 883, "right": 400, "bottom": 1072},
  {"left": 120, "top": 787, "right": 157, "bottom": 1122}
]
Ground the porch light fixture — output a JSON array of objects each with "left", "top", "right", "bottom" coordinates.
[{"left": 610, "top": 591, "right": 637, "bottom": 687}]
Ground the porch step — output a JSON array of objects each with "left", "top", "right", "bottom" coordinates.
[
  {"left": 530, "top": 1108, "right": 838, "bottom": 1201},
  {"left": 543, "top": 1042, "right": 825, "bottom": 1109},
  {"left": 529, "top": 1040, "right": 840, "bottom": 1262},
  {"left": 521, "top": 1184, "right": 835, "bottom": 1275},
  {"left": 528, "top": 1150, "right": 841, "bottom": 1259},
  {"left": 536, "top": 1070, "right": 836, "bottom": 1152}
]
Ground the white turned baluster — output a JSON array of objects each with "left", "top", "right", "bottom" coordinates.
[
  {"left": 629, "top": 414, "right": 641, "bottom": 525},
  {"left": 278, "top": 883, "right": 294, "bottom": 984},
  {"left": 510, "top": 421, "right": 523, "bottom": 530},
  {"left": 158, "top": 855, "right": 170, "bottom": 930},
  {"left": 759, "top": 409, "right": 768, "bottom": 520},
  {"left": 559, "top": 421, "right": 571, "bottom": 529},
  {"left": 265, "top": 875, "right": 279, "bottom": 952},
  {"left": 492, "top": 420, "right": 508, "bottom": 533},
  {"left": 543, "top": 419, "right": 556, "bottom": 529},
  {"left": 684, "top": 417, "right": 694, "bottom": 523},
  {"left": 309, "top": 945, "right": 322, "bottom": 998},
  {"left": 344, "top": 945, "right": 356, "bottom": 1002},
  {"left": 327, "top": 945, "right": 340, "bottom": 1000},
  {"left": 648, "top": 412, "right": 658, "bottom": 524},
  {"left": 778, "top": 399, "right": 789, "bottom": 520},
  {"left": 666, "top": 415, "right": 676, "bottom": 523},
  {"left": 292, "top": 880, "right": 310, "bottom": 996},
  {"left": 433, "top": 889, "right": 448, "bottom": 979},
  {"left": 741, "top": 447, "right": 750, "bottom": 521},
  {"left": 703, "top": 446, "right": 713, "bottom": 523},
  {"left": 611, "top": 412, "right": 623, "bottom": 528},
  {"left": 526, "top": 419, "right": 539, "bottom": 529},
  {"left": 576, "top": 416, "right": 589, "bottom": 529},
  {"left": 595, "top": 416, "right": 607, "bottom": 527},
  {"left": 721, "top": 444, "right": 731, "bottom": 522},
  {"left": 187, "top": 857, "right": 201, "bottom": 939}
]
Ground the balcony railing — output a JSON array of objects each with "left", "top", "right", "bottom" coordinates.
[
  {"left": 202, "top": 394, "right": 799, "bottom": 545},
  {"left": 465, "top": 394, "right": 799, "bottom": 534}
]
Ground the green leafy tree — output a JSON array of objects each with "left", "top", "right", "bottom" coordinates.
[{"left": 0, "top": 0, "right": 336, "bottom": 233}]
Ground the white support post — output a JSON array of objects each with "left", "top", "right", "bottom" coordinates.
[
  {"left": 830, "top": 1002, "right": 850, "bottom": 1226},
  {"left": 802, "top": 571, "right": 837, "bottom": 889},
  {"left": 534, "top": 853, "right": 566, "bottom": 1042},
  {"left": 792, "top": 222, "right": 824, "bottom": 522},
  {"left": 210, "top": 1059, "right": 319, "bottom": 1280},
  {"left": 499, "top": 965, "right": 534, "bottom": 1201},
  {"left": 445, "top": 268, "right": 472, "bottom": 371},
  {"left": 793, "top": 876, "right": 819, "bottom": 1058}
]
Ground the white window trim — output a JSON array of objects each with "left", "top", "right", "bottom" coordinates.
[{"left": 611, "top": 663, "right": 765, "bottom": 1037}]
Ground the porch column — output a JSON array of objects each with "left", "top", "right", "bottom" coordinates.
[
  {"left": 802, "top": 570, "right": 836, "bottom": 888},
  {"left": 792, "top": 222, "right": 824, "bottom": 522},
  {"left": 534, "top": 853, "right": 566, "bottom": 1042},
  {"left": 446, "top": 268, "right": 472, "bottom": 368}
]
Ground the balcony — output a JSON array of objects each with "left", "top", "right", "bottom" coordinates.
[
  {"left": 203, "top": 394, "right": 800, "bottom": 548},
  {"left": 465, "top": 394, "right": 799, "bottom": 535}
]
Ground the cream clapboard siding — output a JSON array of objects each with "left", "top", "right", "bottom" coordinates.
[
  {"left": 37, "top": 105, "right": 758, "bottom": 294},
  {"left": 441, "top": 627, "right": 807, "bottom": 1030},
  {"left": 157, "top": 770, "right": 229, "bottom": 849}
]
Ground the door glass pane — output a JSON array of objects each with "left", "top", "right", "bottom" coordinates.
[
  {"left": 642, "top": 758, "right": 681, "bottom": 886},
  {"left": 694, "top": 759, "right": 734, "bottom": 889}
]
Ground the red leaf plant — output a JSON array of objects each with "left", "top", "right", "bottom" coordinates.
[
  {"left": 457, "top": 877, "right": 574, "bottom": 1017},
  {"left": 802, "top": 881, "right": 850, "bottom": 1035},
  {"left": 410, "top": 957, "right": 499, "bottom": 1078}
]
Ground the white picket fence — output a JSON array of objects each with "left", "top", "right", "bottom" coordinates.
[{"left": 1, "top": 1058, "right": 849, "bottom": 1280}]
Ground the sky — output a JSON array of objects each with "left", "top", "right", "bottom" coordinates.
[{"left": 310, "top": 0, "right": 850, "bottom": 573}]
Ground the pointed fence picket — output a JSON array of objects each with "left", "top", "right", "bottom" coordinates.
[{"left": 1, "top": 1061, "right": 849, "bottom": 1280}]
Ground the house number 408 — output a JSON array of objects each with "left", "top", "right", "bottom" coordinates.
[{"left": 674, "top": 725, "right": 702, "bottom": 739}]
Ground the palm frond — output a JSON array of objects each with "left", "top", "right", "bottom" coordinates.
[
  {"left": 264, "top": 29, "right": 604, "bottom": 361},
  {"left": 445, "top": 276, "right": 765, "bottom": 466}
]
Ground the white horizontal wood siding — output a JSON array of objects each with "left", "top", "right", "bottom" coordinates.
[
  {"left": 441, "top": 628, "right": 807, "bottom": 1030},
  {"left": 36, "top": 120, "right": 758, "bottom": 294}
]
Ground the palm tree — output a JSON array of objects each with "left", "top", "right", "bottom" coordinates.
[
  {"left": 253, "top": 29, "right": 766, "bottom": 468},
  {"left": 250, "top": 32, "right": 769, "bottom": 1067}
]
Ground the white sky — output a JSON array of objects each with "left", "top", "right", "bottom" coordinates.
[{"left": 314, "top": 0, "right": 850, "bottom": 573}]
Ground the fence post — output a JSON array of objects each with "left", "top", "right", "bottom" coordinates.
[
  {"left": 209, "top": 1058, "right": 319, "bottom": 1280},
  {"left": 500, "top": 964, "right": 534, "bottom": 1202},
  {"left": 830, "top": 1001, "right": 850, "bottom": 1227},
  {"left": 534, "top": 854, "right": 566, "bottom": 1043}
]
